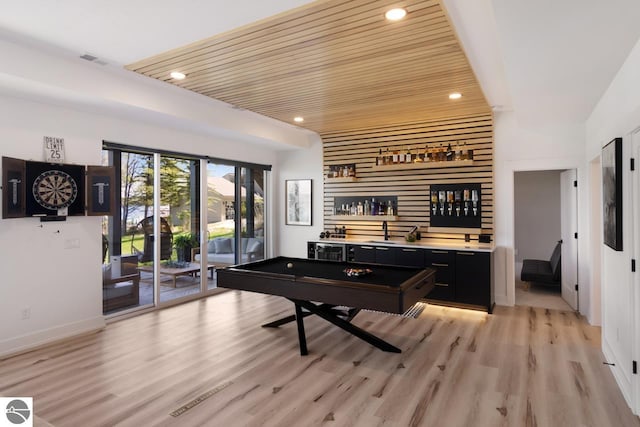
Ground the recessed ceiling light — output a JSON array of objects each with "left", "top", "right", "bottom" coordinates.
[
  {"left": 385, "top": 8, "right": 407, "bottom": 21},
  {"left": 449, "top": 92, "right": 462, "bottom": 100},
  {"left": 170, "top": 71, "right": 186, "bottom": 80},
  {"left": 294, "top": 116, "right": 304, "bottom": 123}
]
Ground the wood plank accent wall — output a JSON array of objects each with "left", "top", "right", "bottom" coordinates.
[{"left": 322, "top": 113, "right": 494, "bottom": 242}]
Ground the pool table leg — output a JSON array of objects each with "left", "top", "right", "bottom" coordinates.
[
  {"left": 262, "top": 311, "right": 313, "bottom": 328},
  {"left": 290, "top": 299, "right": 401, "bottom": 354},
  {"left": 294, "top": 303, "right": 308, "bottom": 356}
]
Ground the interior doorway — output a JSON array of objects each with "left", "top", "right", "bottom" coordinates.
[{"left": 514, "top": 169, "right": 575, "bottom": 310}]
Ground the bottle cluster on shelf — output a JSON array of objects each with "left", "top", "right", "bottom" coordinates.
[
  {"left": 327, "top": 163, "right": 356, "bottom": 178},
  {"left": 375, "top": 141, "right": 473, "bottom": 166},
  {"left": 334, "top": 198, "right": 396, "bottom": 216},
  {"left": 320, "top": 226, "right": 347, "bottom": 239}
]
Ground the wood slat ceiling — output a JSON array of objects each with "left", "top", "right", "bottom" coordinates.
[{"left": 126, "top": 0, "right": 490, "bottom": 134}]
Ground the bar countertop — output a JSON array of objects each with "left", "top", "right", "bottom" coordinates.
[{"left": 310, "top": 237, "right": 495, "bottom": 252}]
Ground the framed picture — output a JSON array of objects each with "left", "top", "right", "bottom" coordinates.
[
  {"left": 602, "top": 137, "right": 622, "bottom": 251},
  {"left": 286, "top": 179, "right": 312, "bottom": 226}
]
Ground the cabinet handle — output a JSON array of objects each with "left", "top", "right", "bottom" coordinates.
[
  {"left": 402, "top": 248, "right": 417, "bottom": 252},
  {"left": 435, "top": 282, "right": 449, "bottom": 287},
  {"left": 431, "top": 250, "right": 448, "bottom": 254},
  {"left": 432, "top": 263, "right": 449, "bottom": 267},
  {"left": 360, "top": 246, "right": 374, "bottom": 250},
  {"left": 376, "top": 247, "right": 389, "bottom": 251},
  {"left": 457, "top": 252, "right": 475, "bottom": 256}
]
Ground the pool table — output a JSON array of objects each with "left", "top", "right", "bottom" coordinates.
[{"left": 217, "top": 256, "right": 436, "bottom": 355}]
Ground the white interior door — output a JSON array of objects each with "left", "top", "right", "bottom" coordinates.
[{"left": 560, "top": 169, "right": 578, "bottom": 310}]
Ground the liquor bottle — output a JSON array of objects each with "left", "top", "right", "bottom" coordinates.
[
  {"left": 405, "top": 147, "right": 412, "bottom": 163},
  {"left": 343, "top": 165, "right": 349, "bottom": 177},
  {"left": 385, "top": 148, "right": 391, "bottom": 165},
  {"left": 371, "top": 198, "right": 378, "bottom": 216},
  {"left": 376, "top": 149, "right": 382, "bottom": 166},
  {"left": 455, "top": 141, "right": 462, "bottom": 161},
  {"left": 446, "top": 143, "right": 453, "bottom": 161},
  {"left": 364, "top": 199, "right": 371, "bottom": 216},
  {"left": 357, "top": 201, "right": 363, "bottom": 216},
  {"left": 392, "top": 149, "right": 399, "bottom": 164},
  {"left": 387, "top": 200, "right": 394, "bottom": 216}
]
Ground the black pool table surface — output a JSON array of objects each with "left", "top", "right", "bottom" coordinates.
[
  {"left": 217, "top": 257, "right": 436, "bottom": 355},
  {"left": 231, "top": 256, "right": 424, "bottom": 287}
]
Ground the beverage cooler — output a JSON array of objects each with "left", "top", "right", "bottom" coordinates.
[{"left": 307, "top": 242, "right": 346, "bottom": 261}]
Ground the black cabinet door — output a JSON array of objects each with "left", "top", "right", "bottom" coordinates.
[
  {"left": 375, "top": 246, "right": 397, "bottom": 265},
  {"left": 352, "top": 245, "right": 376, "bottom": 263},
  {"left": 455, "top": 251, "right": 490, "bottom": 309},
  {"left": 396, "top": 247, "right": 424, "bottom": 267},
  {"left": 424, "top": 249, "right": 455, "bottom": 301}
]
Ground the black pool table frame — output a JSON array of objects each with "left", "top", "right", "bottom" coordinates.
[{"left": 217, "top": 257, "right": 436, "bottom": 355}]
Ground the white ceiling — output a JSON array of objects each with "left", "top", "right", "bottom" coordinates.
[{"left": 2, "top": 0, "right": 640, "bottom": 132}]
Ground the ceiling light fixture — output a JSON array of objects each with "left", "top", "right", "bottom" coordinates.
[
  {"left": 385, "top": 8, "right": 407, "bottom": 21},
  {"left": 449, "top": 92, "right": 462, "bottom": 100},
  {"left": 170, "top": 71, "right": 186, "bottom": 80},
  {"left": 294, "top": 116, "right": 304, "bottom": 123}
]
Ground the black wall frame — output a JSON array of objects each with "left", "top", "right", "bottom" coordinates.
[{"left": 602, "top": 137, "right": 623, "bottom": 251}]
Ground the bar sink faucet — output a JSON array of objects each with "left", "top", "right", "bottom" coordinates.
[{"left": 382, "top": 220, "right": 389, "bottom": 240}]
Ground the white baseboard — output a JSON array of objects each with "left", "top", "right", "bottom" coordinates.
[{"left": 0, "top": 316, "right": 105, "bottom": 358}]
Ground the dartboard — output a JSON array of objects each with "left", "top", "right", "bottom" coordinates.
[{"left": 32, "top": 169, "right": 78, "bottom": 210}]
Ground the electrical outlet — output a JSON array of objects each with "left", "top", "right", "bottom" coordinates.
[{"left": 21, "top": 307, "right": 31, "bottom": 320}]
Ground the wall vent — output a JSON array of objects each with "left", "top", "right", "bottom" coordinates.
[{"left": 80, "top": 53, "right": 98, "bottom": 61}]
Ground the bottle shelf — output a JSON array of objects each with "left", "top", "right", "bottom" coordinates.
[
  {"left": 325, "top": 176, "right": 357, "bottom": 182},
  {"left": 372, "top": 159, "right": 474, "bottom": 170},
  {"left": 328, "top": 215, "right": 398, "bottom": 221}
]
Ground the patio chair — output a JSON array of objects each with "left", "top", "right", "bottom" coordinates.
[{"left": 132, "top": 216, "right": 173, "bottom": 263}]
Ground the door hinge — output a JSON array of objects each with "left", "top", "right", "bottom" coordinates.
[
  {"left": 573, "top": 180, "right": 577, "bottom": 187},
  {"left": 632, "top": 259, "right": 636, "bottom": 272},
  {"left": 633, "top": 360, "right": 637, "bottom": 374},
  {"left": 631, "top": 158, "right": 635, "bottom": 171},
  {"left": 574, "top": 232, "right": 578, "bottom": 239},
  {"left": 575, "top": 284, "right": 578, "bottom": 291}
]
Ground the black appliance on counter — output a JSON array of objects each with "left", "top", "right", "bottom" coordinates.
[{"left": 307, "top": 242, "right": 346, "bottom": 261}]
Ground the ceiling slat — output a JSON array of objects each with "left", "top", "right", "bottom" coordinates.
[{"left": 126, "top": 0, "right": 490, "bottom": 134}]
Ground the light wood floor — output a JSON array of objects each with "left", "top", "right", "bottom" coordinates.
[{"left": 1, "top": 292, "right": 638, "bottom": 427}]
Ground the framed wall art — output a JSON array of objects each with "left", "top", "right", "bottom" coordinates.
[
  {"left": 602, "top": 137, "right": 622, "bottom": 251},
  {"left": 286, "top": 179, "right": 312, "bottom": 226}
]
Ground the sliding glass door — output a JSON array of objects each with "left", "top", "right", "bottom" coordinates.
[{"left": 102, "top": 144, "right": 270, "bottom": 315}]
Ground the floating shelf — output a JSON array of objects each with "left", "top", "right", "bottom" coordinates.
[
  {"left": 372, "top": 160, "right": 474, "bottom": 171},
  {"left": 328, "top": 215, "right": 398, "bottom": 221},
  {"left": 325, "top": 176, "right": 357, "bottom": 182}
]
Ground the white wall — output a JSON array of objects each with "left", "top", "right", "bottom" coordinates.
[
  {"left": 514, "top": 170, "right": 562, "bottom": 264},
  {"left": 274, "top": 139, "right": 324, "bottom": 258},
  {"left": 493, "top": 112, "right": 588, "bottom": 311},
  {"left": 0, "top": 94, "right": 288, "bottom": 357},
  {"left": 585, "top": 36, "right": 640, "bottom": 412}
]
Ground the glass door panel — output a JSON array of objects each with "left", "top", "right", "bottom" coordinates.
[
  {"left": 240, "top": 167, "right": 265, "bottom": 263},
  {"left": 159, "top": 156, "right": 200, "bottom": 303},
  {"left": 102, "top": 151, "right": 155, "bottom": 314},
  {"left": 205, "top": 163, "right": 237, "bottom": 289}
]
